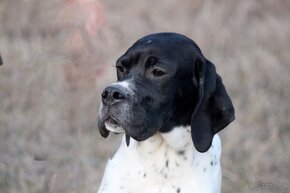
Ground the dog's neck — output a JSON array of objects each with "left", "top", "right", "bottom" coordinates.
[{"left": 122, "top": 126, "right": 194, "bottom": 155}]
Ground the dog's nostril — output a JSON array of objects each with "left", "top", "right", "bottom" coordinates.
[
  {"left": 101, "top": 90, "right": 108, "bottom": 99},
  {"left": 112, "top": 91, "right": 125, "bottom": 100},
  {"left": 102, "top": 86, "right": 128, "bottom": 105}
]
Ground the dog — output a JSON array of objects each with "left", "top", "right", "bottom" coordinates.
[{"left": 97, "top": 32, "right": 235, "bottom": 193}]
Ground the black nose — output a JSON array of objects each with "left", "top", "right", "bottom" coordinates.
[{"left": 101, "top": 85, "right": 128, "bottom": 105}]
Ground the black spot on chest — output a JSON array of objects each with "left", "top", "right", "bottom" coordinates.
[
  {"left": 176, "top": 150, "right": 188, "bottom": 160},
  {"left": 177, "top": 150, "right": 185, "bottom": 155}
]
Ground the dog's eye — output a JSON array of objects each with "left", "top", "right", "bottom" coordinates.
[
  {"left": 152, "top": 69, "right": 165, "bottom": 77},
  {"left": 116, "top": 66, "right": 125, "bottom": 73}
]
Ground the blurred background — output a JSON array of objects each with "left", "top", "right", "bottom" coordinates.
[{"left": 0, "top": 0, "right": 289, "bottom": 192}]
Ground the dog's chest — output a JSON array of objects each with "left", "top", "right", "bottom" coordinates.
[{"left": 97, "top": 127, "right": 221, "bottom": 193}]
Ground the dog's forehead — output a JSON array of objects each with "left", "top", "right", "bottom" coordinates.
[
  {"left": 119, "top": 38, "right": 192, "bottom": 63},
  {"left": 116, "top": 33, "right": 204, "bottom": 77},
  {"left": 116, "top": 45, "right": 166, "bottom": 67},
  {"left": 127, "top": 33, "right": 201, "bottom": 58},
  {"left": 138, "top": 32, "right": 193, "bottom": 43}
]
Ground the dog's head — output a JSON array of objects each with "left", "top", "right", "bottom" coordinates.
[{"left": 98, "top": 33, "right": 235, "bottom": 152}]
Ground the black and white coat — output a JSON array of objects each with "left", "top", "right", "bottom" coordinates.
[{"left": 97, "top": 33, "right": 235, "bottom": 193}]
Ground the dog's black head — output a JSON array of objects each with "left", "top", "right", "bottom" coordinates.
[{"left": 98, "top": 32, "right": 235, "bottom": 152}]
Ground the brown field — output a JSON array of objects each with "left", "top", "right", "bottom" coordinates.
[{"left": 0, "top": 0, "right": 289, "bottom": 192}]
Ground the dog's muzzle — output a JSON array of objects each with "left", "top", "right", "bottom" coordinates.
[
  {"left": 98, "top": 83, "right": 133, "bottom": 145},
  {"left": 98, "top": 80, "right": 161, "bottom": 146},
  {"left": 100, "top": 84, "right": 131, "bottom": 133}
]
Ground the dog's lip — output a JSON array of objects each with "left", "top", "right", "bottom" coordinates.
[
  {"left": 105, "top": 117, "right": 118, "bottom": 125},
  {"left": 104, "top": 117, "right": 125, "bottom": 134},
  {"left": 102, "top": 116, "right": 130, "bottom": 146}
]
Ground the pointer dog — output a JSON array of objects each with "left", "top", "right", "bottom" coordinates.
[{"left": 97, "top": 33, "right": 235, "bottom": 193}]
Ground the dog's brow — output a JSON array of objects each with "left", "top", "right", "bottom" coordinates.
[{"left": 145, "top": 56, "right": 158, "bottom": 67}]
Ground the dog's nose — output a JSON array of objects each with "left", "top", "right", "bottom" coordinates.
[{"left": 101, "top": 85, "right": 128, "bottom": 105}]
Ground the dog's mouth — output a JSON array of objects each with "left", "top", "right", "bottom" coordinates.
[
  {"left": 104, "top": 117, "right": 124, "bottom": 134},
  {"left": 100, "top": 116, "right": 131, "bottom": 146}
]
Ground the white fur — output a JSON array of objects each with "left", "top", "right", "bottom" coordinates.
[
  {"left": 111, "top": 80, "right": 134, "bottom": 93},
  {"left": 146, "top": 39, "right": 153, "bottom": 44},
  {"left": 97, "top": 126, "right": 222, "bottom": 193},
  {"left": 104, "top": 122, "right": 124, "bottom": 133}
]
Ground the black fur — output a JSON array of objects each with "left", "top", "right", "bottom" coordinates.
[{"left": 98, "top": 32, "right": 235, "bottom": 152}]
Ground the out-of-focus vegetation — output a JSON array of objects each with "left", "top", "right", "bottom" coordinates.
[{"left": 0, "top": 0, "right": 289, "bottom": 192}]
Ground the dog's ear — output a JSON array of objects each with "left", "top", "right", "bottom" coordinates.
[{"left": 191, "top": 56, "right": 235, "bottom": 152}]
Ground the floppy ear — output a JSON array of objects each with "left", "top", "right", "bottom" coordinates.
[{"left": 191, "top": 57, "right": 235, "bottom": 153}]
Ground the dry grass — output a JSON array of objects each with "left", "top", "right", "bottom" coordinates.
[{"left": 0, "top": 0, "right": 289, "bottom": 192}]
